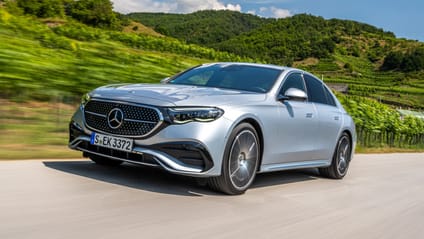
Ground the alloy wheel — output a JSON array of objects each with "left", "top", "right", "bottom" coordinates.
[{"left": 228, "top": 130, "right": 259, "bottom": 190}]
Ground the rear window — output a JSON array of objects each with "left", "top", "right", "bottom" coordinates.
[
  {"left": 304, "top": 74, "right": 327, "bottom": 105},
  {"left": 323, "top": 85, "right": 337, "bottom": 107}
]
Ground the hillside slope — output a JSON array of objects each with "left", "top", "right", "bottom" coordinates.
[
  {"left": 0, "top": 9, "right": 247, "bottom": 101},
  {"left": 128, "top": 10, "right": 268, "bottom": 46},
  {"left": 0, "top": 7, "right": 423, "bottom": 155},
  {"left": 122, "top": 21, "right": 164, "bottom": 37},
  {"left": 129, "top": 11, "right": 424, "bottom": 109}
]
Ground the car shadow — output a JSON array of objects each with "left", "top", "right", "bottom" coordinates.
[
  {"left": 43, "top": 160, "right": 320, "bottom": 197},
  {"left": 252, "top": 168, "right": 320, "bottom": 189}
]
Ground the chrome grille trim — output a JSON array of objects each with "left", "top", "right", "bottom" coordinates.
[
  {"left": 83, "top": 99, "right": 164, "bottom": 138},
  {"left": 124, "top": 118, "right": 158, "bottom": 124},
  {"left": 85, "top": 110, "right": 107, "bottom": 118}
]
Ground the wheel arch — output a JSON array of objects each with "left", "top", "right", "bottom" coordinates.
[{"left": 341, "top": 129, "right": 354, "bottom": 161}]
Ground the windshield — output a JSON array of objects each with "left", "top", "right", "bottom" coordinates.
[{"left": 167, "top": 64, "right": 282, "bottom": 93}]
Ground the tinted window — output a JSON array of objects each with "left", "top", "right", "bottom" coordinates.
[
  {"left": 323, "top": 85, "right": 337, "bottom": 107},
  {"left": 303, "top": 74, "right": 327, "bottom": 105},
  {"left": 168, "top": 64, "right": 281, "bottom": 93},
  {"left": 279, "top": 73, "right": 306, "bottom": 96}
]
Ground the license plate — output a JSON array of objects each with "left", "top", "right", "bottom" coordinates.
[{"left": 90, "top": 132, "right": 133, "bottom": 152}]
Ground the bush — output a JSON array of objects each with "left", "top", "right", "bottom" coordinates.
[
  {"left": 37, "top": 33, "right": 73, "bottom": 50},
  {"left": 382, "top": 48, "right": 424, "bottom": 72},
  {"left": 52, "top": 23, "right": 105, "bottom": 41},
  {"left": 16, "top": 0, "right": 65, "bottom": 18},
  {"left": 65, "top": 0, "right": 119, "bottom": 29}
]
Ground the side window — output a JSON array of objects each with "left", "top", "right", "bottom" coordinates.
[
  {"left": 279, "top": 73, "right": 306, "bottom": 96},
  {"left": 323, "top": 85, "right": 337, "bottom": 107},
  {"left": 303, "top": 74, "right": 327, "bottom": 105}
]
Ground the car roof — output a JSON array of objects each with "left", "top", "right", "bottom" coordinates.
[{"left": 203, "top": 62, "right": 298, "bottom": 72}]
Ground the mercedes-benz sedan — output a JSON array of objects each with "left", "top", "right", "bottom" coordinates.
[{"left": 69, "top": 63, "right": 356, "bottom": 194}]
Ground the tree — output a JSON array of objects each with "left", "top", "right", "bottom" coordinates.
[
  {"left": 382, "top": 48, "right": 424, "bottom": 72},
  {"left": 16, "top": 0, "right": 64, "bottom": 18},
  {"left": 66, "top": 0, "right": 118, "bottom": 28},
  {"left": 381, "top": 51, "right": 403, "bottom": 70}
]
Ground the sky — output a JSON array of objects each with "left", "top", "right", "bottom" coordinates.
[{"left": 111, "top": 0, "right": 423, "bottom": 42}]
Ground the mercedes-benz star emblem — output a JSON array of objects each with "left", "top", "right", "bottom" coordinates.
[{"left": 107, "top": 108, "right": 124, "bottom": 129}]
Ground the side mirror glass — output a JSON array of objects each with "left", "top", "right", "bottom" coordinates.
[
  {"left": 278, "top": 88, "right": 307, "bottom": 102},
  {"left": 160, "top": 77, "right": 170, "bottom": 84}
]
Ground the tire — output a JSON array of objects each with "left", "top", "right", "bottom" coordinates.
[
  {"left": 319, "top": 132, "right": 352, "bottom": 179},
  {"left": 89, "top": 155, "right": 123, "bottom": 166},
  {"left": 208, "top": 123, "right": 260, "bottom": 195}
]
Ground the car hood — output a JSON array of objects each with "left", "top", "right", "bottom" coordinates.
[{"left": 90, "top": 84, "right": 266, "bottom": 107}]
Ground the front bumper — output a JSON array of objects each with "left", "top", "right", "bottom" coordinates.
[
  {"left": 68, "top": 105, "right": 232, "bottom": 177},
  {"left": 69, "top": 122, "right": 213, "bottom": 174}
]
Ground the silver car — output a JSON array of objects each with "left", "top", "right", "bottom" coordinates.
[{"left": 69, "top": 63, "right": 356, "bottom": 194}]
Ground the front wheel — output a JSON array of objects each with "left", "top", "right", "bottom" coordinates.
[
  {"left": 319, "top": 132, "right": 352, "bottom": 179},
  {"left": 208, "top": 123, "right": 260, "bottom": 195}
]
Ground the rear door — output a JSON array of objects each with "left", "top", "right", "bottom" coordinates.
[{"left": 303, "top": 74, "right": 342, "bottom": 160}]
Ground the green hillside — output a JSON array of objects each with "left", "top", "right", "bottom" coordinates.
[
  {"left": 0, "top": 8, "right": 248, "bottom": 101},
  {"left": 0, "top": 5, "right": 250, "bottom": 158},
  {"left": 128, "top": 10, "right": 268, "bottom": 46},
  {"left": 129, "top": 11, "right": 424, "bottom": 109},
  {"left": 0, "top": 2, "right": 423, "bottom": 157}
]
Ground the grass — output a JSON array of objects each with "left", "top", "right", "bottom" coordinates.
[
  {"left": 0, "top": 9, "right": 215, "bottom": 102},
  {"left": 0, "top": 8, "right": 423, "bottom": 159},
  {"left": 356, "top": 146, "right": 424, "bottom": 154},
  {"left": 296, "top": 46, "right": 424, "bottom": 109},
  {"left": 0, "top": 100, "right": 82, "bottom": 159},
  {"left": 1, "top": 99, "right": 422, "bottom": 160}
]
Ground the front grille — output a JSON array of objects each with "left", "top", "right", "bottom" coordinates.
[{"left": 84, "top": 100, "right": 162, "bottom": 137}]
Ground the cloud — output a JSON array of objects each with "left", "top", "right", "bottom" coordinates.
[
  {"left": 257, "top": 6, "right": 292, "bottom": 18},
  {"left": 111, "top": 0, "right": 241, "bottom": 14},
  {"left": 259, "top": 7, "right": 268, "bottom": 13},
  {"left": 111, "top": 0, "right": 292, "bottom": 20},
  {"left": 111, "top": 0, "right": 175, "bottom": 13},
  {"left": 269, "top": 6, "right": 291, "bottom": 18}
]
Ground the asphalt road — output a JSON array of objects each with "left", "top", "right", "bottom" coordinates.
[{"left": 0, "top": 153, "right": 423, "bottom": 239}]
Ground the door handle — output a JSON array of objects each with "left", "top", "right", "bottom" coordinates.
[
  {"left": 334, "top": 116, "right": 340, "bottom": 121},
  {"left": 306, "top": 113, "right": 313, "bottom": 118}
]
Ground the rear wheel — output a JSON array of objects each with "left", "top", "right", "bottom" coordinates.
[
  {"left": 319, "top": 132, "right": 351, "bottom": 179},
  {"left": 89, "top": 155, "right": 123, "bottom": 166},
  {"left": 208, "top": 123, "right": 260, "bottom": 195}
]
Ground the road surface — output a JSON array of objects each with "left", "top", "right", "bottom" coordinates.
[{"left": 0, "top": 153, "right": 423, "bottom": 239}]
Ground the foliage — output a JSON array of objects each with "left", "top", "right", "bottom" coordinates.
[
  {"left": 382, "top": 48, "right": 424, "bottom": 72},
  {"left": 9, "top": 0, "right": 121, "bottom": 28},
  {"left": 337, "top": 94, "right": 424, "bottom": 147},
  {"left": 0, "top": 7, "right": 423, "bottom": 151},
  {"left": 129, "top": 12, "right": 395, "bottom": 66},
  {"left": 128, "top": 10, "right": 267, "bottom": 46},
  {"left": 0, "top": 8, "right": 234, "bottom": 100},
  {"left": 64, "top": 0, "right": 119, "bottom": 28},
  {"left": 129, "top": 10, "right": 424, "bottom": 109},
  {"left": 0, "top": 99, "right": 81, "bottom": 159},
  {"left": 16, "top": 0, "right": 65, "bottom": 18}
]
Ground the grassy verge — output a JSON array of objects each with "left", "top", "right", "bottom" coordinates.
[
  {"left": 0, "top": 99, "right": 81, "bottom": 159},
  {"left": 355, "top": 146, "right": 424, "bottom": 154},
  {"left": 1, "top": 99, "right": 423, "bottom": 160}
]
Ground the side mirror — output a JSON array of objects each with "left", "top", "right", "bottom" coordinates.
[
  {"left": 278, "top": 88, "right": 308, "bottom": 102},
  {"left": 160, "top": 77, "right": 170, "bottom": 84}
]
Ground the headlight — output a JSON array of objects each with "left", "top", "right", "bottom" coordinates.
[
  {"left": 81, "top": 93, "right": 91, "bottom": 106},
  {"left": 167, "top": 107, "right": 224, "bottom": 124}
]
